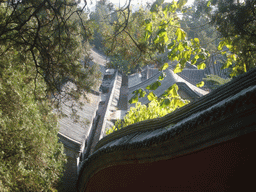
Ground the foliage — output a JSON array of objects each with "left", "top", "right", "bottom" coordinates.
[
  {"left": 106, "top": 63, "right": 190, "bottom": 135},
  {"left": 180, "top": 0, "right": 226, "bottom": 77},
  {"left": 143, "top": 0, "right": 210, "bottom": 73},
  {"left": 91, "top": 0, "right": 210, "bottom": 74},
  {"left": 105, "top": 0, "right": 256, "bottom": 136},
  {"left": 103, "top": 5, "right": 152, "bottom": 74},
  {"left": 0, "top": 0, "right": 100, "bottom": 104},
  {"left": 0, "top": 0, "right": 101, "bottom": 190},
  {"left": 180, "top": 0, "right": 219, "bottom": 53},
  {"left": 106, "top": 83, "right": 189, "bottom": 135},
  {"left": 203, "top": 74, "right": 231, "bottom": 89},
  {"left": 200, "top": 0, "right": 256, "bottom": 77},
  {"left": 105, "top": 0, "right": 210, "bottom": 135},
  {"left": 0, "top": 51, "right": 66, "bottom": 191},
  {"left": 89, "top": 0, "right": 114, "bottom": 51}
]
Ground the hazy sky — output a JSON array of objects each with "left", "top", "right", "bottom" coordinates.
[
  {"left": 107, "top": 0, "right": 194, "bottom": 7},
  {"left": 84, "top": 0, "right": 195, "bottom": 12}
]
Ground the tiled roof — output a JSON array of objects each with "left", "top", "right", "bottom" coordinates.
[
  {"left": 58, "top": 49, "right": 107, "bottom": 152},
  {"left": 128, "top": 68, "right": 208, "bottom": 109},
  {"left": 128, "top": 73, "right": 141, "bottom": 88},
  {"left": 58, "top": 82, "right": 101, "bottom": 151},
  {"left": 175, "top": 69, "right": 208, "bottom": 89}
]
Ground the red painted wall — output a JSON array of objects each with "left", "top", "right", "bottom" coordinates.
[{"left": 86, "top": 131, "right": 256, "bottom": 192}]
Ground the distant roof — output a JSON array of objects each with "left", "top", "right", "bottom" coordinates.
[
  {"left": 128, "top": 66, "right": 159, "bottom": 88},
  {"left": 175, "top": 69, "right": 208, "bottom": 89},
  {"left": 128, "top": 68, "right": 208, "bottom": 109},
  {"left": 128, "top": 73, "right": 141, "bottom": 88},
  {"left": 90, "top": 48, "right": 109, "bottom": 77},
  {"left": 58, "top": 82, "right": 100, "bottom": 151}
]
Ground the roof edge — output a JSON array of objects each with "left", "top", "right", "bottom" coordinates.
[
  {"left": 77, "top": 84, "right": 256, "bottom": 191},
  {"left": 94, "top": 67, "right": 256, "bottom": 151}
]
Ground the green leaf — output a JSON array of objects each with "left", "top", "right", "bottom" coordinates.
[
  {"left": 183, "top": 50, "right": 191, "bottom": 60},
  {"left": 221, "top": 51, "right": 226, "bottom": 55},
  {"left": 197, "top": 62, "right": 206, "bottom": 70},
  {"left": 160, "top": 63, "right": 169, "bottom": 71},
  {"left": 160, "top": 98, "right": 171, "bottom": 108},
  {"left": 129, "top": 95, "right": 139, "bottom": 104},
  {"left": 169, "top": 1, "right": 178, "bottom": 12},
  {"left": 221, "top": 58, "right": 233, "bottom": 69},
  {"left": 194, "top": 55, "right": 199, "bottom": 60},
  {"left": 163, "top": 33, "right": 169, "bottom": 43},
  {"left": 178, "top": 0, "right": 187, "bottom": 9},
  {"left": 199, "top": 52, "right": 207, "bottom": 60},
  {"left": 230, "top": 54, "right": 237, "bottom": 61},
  {"left": 147, "top": 92, "right": 156, "bottom": 101},
  {"left": 132, "top": 88, "right": 146, "bottom": 98},
  {"left": 218, "top": 41, "right": 226, "bottom": 51},
  {"left": 158, "top": 72, "right": 166, "bottom": 81},
  {"left": 207, "top": 0, "right": 211, "bottom": 7},
  {"left": 154, "top": 36, "right": 160, "bottom": 44},
  {"left": 178, "top": 43, "right": 184, "bottom": 52},
  {"left": 146, "top": 81, "right": 161, "bottom": 90},
  {"left": 194, "top": 38, "right": 200, "bottom": 44},
  {"left": 173, "top": 64, "right": 183, "bottom": 73},
  {"left": 168, "top": 41, "right": 176, "bottom": 49},
  {"left": 168, "top": 84, "right": 179, "bottom": 97},
  {"left": 191, "top": 58, "right": 197, "bottom": 65},
  {"left": 196, "top": 81, "right": 205, "bottom": 87},
  {"left": 244, "top": 63, "right": 247, "bottom": 73},
  {"left": 176, "top": 28, "right": 186, "bottom": 41}
]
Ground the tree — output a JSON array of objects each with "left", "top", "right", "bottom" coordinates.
[
  {"left": 200, "top": 0, "right": 256, "bottom": 76},
  {"left": 105, "top": 0, "right": 256, "bottom": 135},
  {"left": 0, "top": 52, "right": 66, "bottom": 191},
  {"left": 180, "top": 0, "right": 219, "bottom": 54},
  {"left": 0, "top": 0, "right": 100, "bottom": 104},
  {"left": 89, "top": 0, "right": 114, "bottom": 50},
  {"left": 203, "top": 74, "right": 231, "bottom": 89},
  {"left": 0, "top": 0, "right": 100, "bottom": 190},
  {"left": 105, "top": 0, "right": 210, "bottom": 134}
]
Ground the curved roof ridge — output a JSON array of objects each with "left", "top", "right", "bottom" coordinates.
[
  {"left": 129, "top": 71, "right": 161, "bottom": 92},
  {"left": 128, "top": 68, "right": 208, "bottom": 109},
  {"left": 173, "top": 68, "right": 209, "bottom": 90},
  {"left": 167, "top": 69, "right": 209, "bottom": 96}
]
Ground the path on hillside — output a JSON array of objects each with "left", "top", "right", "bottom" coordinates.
[{"left": 90, "top": 48, "right": 109, "bottom": 77}]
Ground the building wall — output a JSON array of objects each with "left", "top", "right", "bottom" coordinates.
[
  {"left": 61, "top": 147, "right": 80, "bottom": 192},
  {"left": 84, "top": 130, "right": 256, "bottom": 192}
]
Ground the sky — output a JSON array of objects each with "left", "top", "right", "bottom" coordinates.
[
  {"left": 83, "top": 0, "right": 195, "bottom": 12},
  {"left": 107, "top": 0, "right": 194, "bottom": 7}
]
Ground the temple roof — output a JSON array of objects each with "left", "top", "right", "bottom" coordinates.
[
  {"left": 77, "top": 67, "right": 256, "bottom": 191},
  {"left": 57, "top": 82, "right": 101, "bottom": 152},
  {"left": 58, "top": 49, "right": 107, "bottom": 152},
  {"left": 128, "top": 68, "right": 209, "bottom": 109},
  {"left": 175, "top": 69, "right": 208, "bottom": 89}
]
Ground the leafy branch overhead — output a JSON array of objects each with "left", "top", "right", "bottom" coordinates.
[
  {"left": 96, "top": 0, "right": 210, "bottom": 75},
  {"left": 198, "top": 0, "right": 256, "bottom": 76},
  {"left": 107, "top": 0, "right": 211, "bottom": 135}
]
